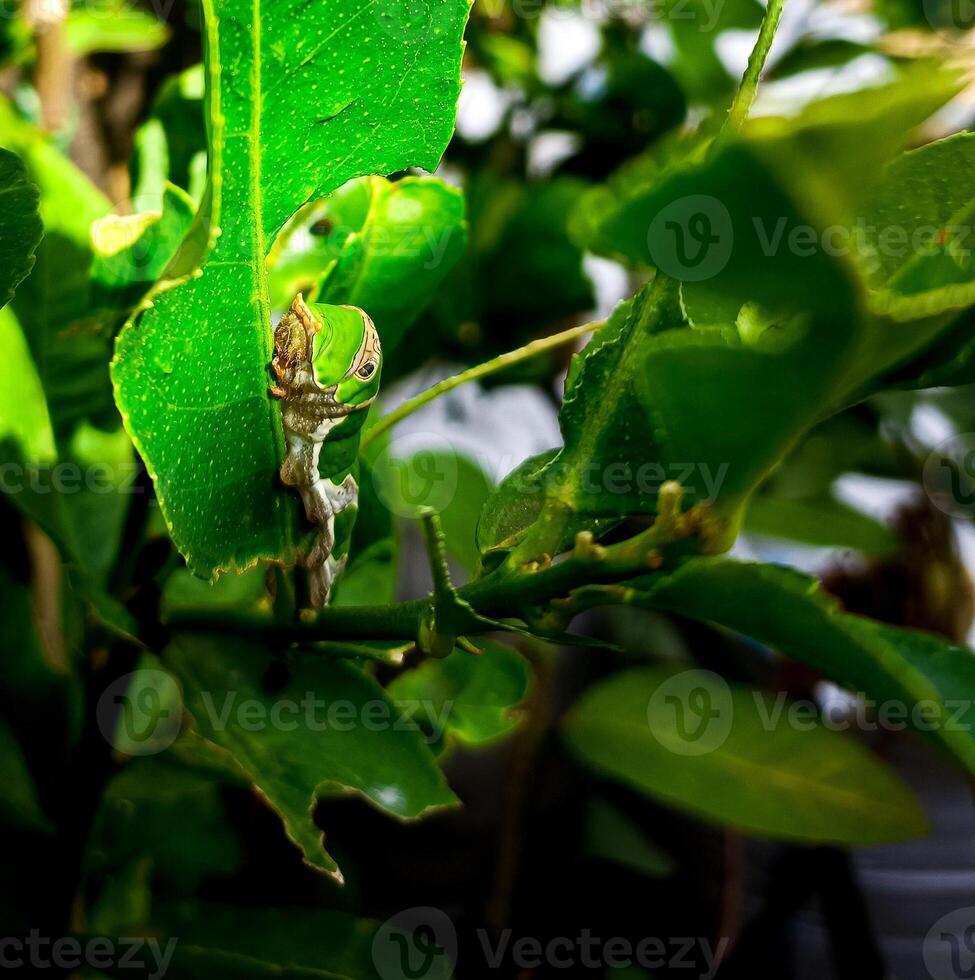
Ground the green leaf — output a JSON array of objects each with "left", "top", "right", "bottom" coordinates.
[
  {"left": 386, "top": 639, "right": 529, "bottom": 746},
  {"left": 167, "top": 636, "right": 457, "bottom": 880},
  {"left": 373, "top": 447, "right": 492, "bottom": 568},
  {"left": 90, "top": 183, "right": 195, "bottom": 324},
  {"left": 663, "top": 0, "right": 764, "bottom": 102},
  {"left": 0, "top": 716, "right": 52, "bottom": 833},
  {"left": 743, "top": 493, "right": 898, "bottom": 556},
  {"left": 527, "top": 279, "right": 687, "bottom": 526},
  {"left": 132, "top": 902, "right": 453, "bottom": 980},
  {"left": 0, "top": 418, "right": 139, "bottom": 592},
  {"left": 60, "top": 422, "right": 136, "bottom": 584},
  {"left": 130, "top": 65, "right": 206, "bottom": 207},
  {"left": 0, "top": 98, "right": 113, "bottom": 433},
  {"left": 564, "top": 665, "right": 927, "bottom": 844},
  {"left": 65, "top": 4, "right": 169, "bottom": 55},
  {"left": 526, "top": 78, "right": 975, "bottom": 553},
  {"left": 475, "top": 448, "right": 624, "bottom": 569},
  {"left": 113, "top": 0, "right": 473, "bottom": 578},
  {"left": 0, "top": 305, "right": 55, "bottom": 462},
  {"left": 584, "top": 797, "right": 675, "bottom": 878},
  {"left": 89, "top": 759, "right": 240, "bottom": 895},
  {"left": 270, "top": 175, "right": 467, "bottom": 353},
  {"left": 587, "top": 72, "right": 959, "bottom": 313},
  {"left": 863, "top": 132, "right": 975, "bottom": 320},
  {"left": 0, "top": 147, "right": 41, "bottom": 310},
  {"left": 632, "top": 558, "right": 975, "bottom": 774}
]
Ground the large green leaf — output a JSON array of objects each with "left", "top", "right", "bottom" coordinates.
[
  {"left": 113, "top": 0, "right": 472, "bottom": 578},
  {"left": 167, "top": 636, "right": 457, "bottom": 880},
  {"left": 632, "top": 558, "right": 975, "bottom": 774},
  {"left": 583, "top": 72, "right": 959, "bottom": 307},
  {"left": 518, "top": 76, "right": 975, "bottom": 556},
  {"left": 0, "top": 147, "right": 41, "bottom": 311},
  {"left": 564, "top": 666, "right": 927, "bottom": 844}
]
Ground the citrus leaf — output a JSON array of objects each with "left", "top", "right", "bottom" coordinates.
[
  {"left": 633, "top": 558, "right": 975, "bottom": 774},
  {"left": 167, "top": 636, "right": 457, "bottom": 881},
  {"left": 564, "top": 666, "right": 927, "bottom": 844},
  {"left": 112, "top": 0, "right": 472, "bottom": 578},
  {"left": 386, "top": 640, "right": 530, "bottom": 747},
  {"left": 0, "top": 98, "right": 113, "bottom": 433},
  {"left": 0, "top": 305, "right": 55, "bottom": 463},
  {"left": 0, "top": 147, "right": 41, "bottom": 311}
]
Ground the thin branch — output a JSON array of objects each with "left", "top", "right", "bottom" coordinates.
[
  {"left": 361, "top": 320, "right": 602, "bottom": 450},
  {"left": 25, "top": 0, "right": 71, "bottom": 133},
  {"left": 169, "top": 483, "right": 723, "bottom": 645},
  {"left": 721, "top": 0, "right": 786, "bottom": 137}
]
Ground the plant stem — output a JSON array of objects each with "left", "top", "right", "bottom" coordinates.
[
  {"left": 722, "top": 0, "right": 786, "bottom": 136},
  {"left": 169, "top": 484, "right": 716, "bottom": 644},
  {"left": 361, "top": 320, "right": 602, "bottom": 450}
]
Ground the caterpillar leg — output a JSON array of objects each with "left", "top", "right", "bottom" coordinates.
[
  {"left": 280, "top": 434, "right": 318, "bottom": 491},
  {"left": 308, "top": 553, "right": 347, "bottom": 607},
  {"left": 325, "top": 473, "right": 358, "bottom": 511},
  {"left": 304, "top": 475, "right": 358, "bottom": 607}
]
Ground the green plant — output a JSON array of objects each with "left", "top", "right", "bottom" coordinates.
[{"left": 4, "top": 0, "right": 975, "bottom": 972}]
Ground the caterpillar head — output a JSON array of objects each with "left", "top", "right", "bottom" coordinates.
[
  {"left": 273, "top": 294, "right": 382, "bottom": 410},
  {"left": 308, "top": 302, "right": 382, "bottom": 410}
]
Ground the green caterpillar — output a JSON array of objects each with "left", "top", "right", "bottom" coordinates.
[{"left": 270, "top": 294, "right": 382, "bottom": 606}]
